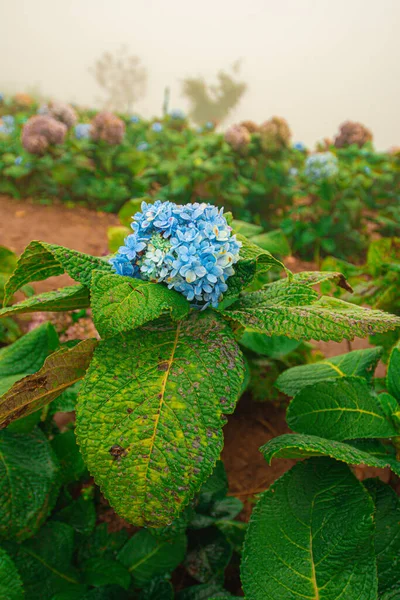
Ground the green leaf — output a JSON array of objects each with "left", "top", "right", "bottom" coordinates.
[
  {"left": 0, "top": 339, "right": 97, "bottom": 429},
  {"left": 177, "top": 582, "right": 239, "bottom": 599},
  {"left": 11, "top": 521, "right": 81, "bottom": 599},
  {"left": 51, "top": 429, "right": 87, "bottom": 485},
  {"left": 107, "top": 226, "right": 130, "bottom": 253},
  {"left": 4, "top": 241, "right": 112, "bottom": 304},
  {"left": 287, "top": 376, "right": 398, "bottom": 440},
  {"left": 0, "top": 285, "right": 90, "bottom": 318},
  {"left": 216, "top": 519, "right": 247, "bottom": 555},
  {"left": 291, "top": 270, "right": 353, "bottom": 292},
  {"left": 387, "top": 343, "right": 400, "bottom": 402},
  {"left": 241, "top": 458, "right": 377, "bottom": 600},
  {"left": 261, "top": 434, "right": 400, "bottom": 476},
  {"left": 76, "top": 312, "right": 244, "bottom": 526},
  {"left": 276, "top": 346, "right": 383, "bottom": 396},
  {"left": 223, "top": 282, "right": 400, "bottom": 341},
  {"left": 0, "top": 246, "right": 17, "bottom": 274},
  {"left": 225, "top": 234, "right": 290, "bottom": 298},
  {"left": 117, "top": 529, "right": 186, "bottom": 586},
  {"left": 138, "top": 578, "right": 174, "bottom": 599},
  {"left": 90, "top": 272, "right": 190, "bottom": 337},
  {"left": 250, "top": 230, "right": 291, "bottom": 257},
  {"left": 77, "top": 524, "right": 129, "bottom": 565},
  {"left": 231, "top": 219, "right": 263, "bottom": 237},
  {"left": 365, "top": 479, "right": 400, "bottom": 597},
  {"left": 53, "top": 496, "right": 96, "bottom": 536},
  {"left": 0, "top": 546, "right": 24, "bottom": 600},
  {"left": 0, "top": 322, "right": 59, "bottom": 381},
  {"left": 82, "top": 557, "right": 131, "bottom": 590},
  {"left": 184, "top": 527, "right": 232, "bottom": 583},
  {"left": 0, "top": 427, "right": 59, "bottom": 541},
  {"left": 240, "top": 332, "right": 301, "bottom": 358}
]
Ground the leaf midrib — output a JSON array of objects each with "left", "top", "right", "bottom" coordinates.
[{"left": 142, "top": 320, "right": 182, "bottom": 511}]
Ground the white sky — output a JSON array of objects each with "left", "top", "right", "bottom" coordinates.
[{"left": 1, "top": 0, "right": 399, "bottom": 148}]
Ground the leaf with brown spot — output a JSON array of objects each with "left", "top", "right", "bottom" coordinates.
[{"left": 0, "top": 339, "right": 97, "bottom": 429}]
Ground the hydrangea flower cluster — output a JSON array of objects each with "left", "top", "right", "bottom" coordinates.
[
  {"left": 130, "top": 115, "right": 140, "bottom": 123},
  {"left": 0, "top": 115, "right": 15, "bottom": 135},
  {"left": 110, "top": 201, "right": 242, "bottom": 308},
  {"left": 304, "top": 152, "right": 339, "bottom": 182},
  {"left": 75, "top": 123, "right": 92, "bottom": 140},
  {"left": 169, "top": 109, "right": 185, "bottom": 120},
  {"left": 137, "top": 141, "right": 149, "bottom": 151},
  {"left": 152, "top": 122, "right": 163, "bottom": 132}
]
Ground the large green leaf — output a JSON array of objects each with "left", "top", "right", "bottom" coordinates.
[
  {"left": 291, "top": 270, "right": 353, "bottom": 291},
  {"left": 76, "top": 312, "right": 244, "bottom": 526},
  {"left": 0, "top": 547, "right": 24, "bottom": 600},
  {"left": 250, "top": 230, "right": 291, "bottom": 257},
  {"left": 51, "top": 429, "right": 87, "bottom": 485},
  {"left": 286, "top": 376, "right": 398, "bottom": 440},
  {"left": 239, "top": 332, "right": 301, "bottom": 358},
  {"left": 82, "top": 557, "right": 131, "bottom": 590},
  {"left": 90, "top": 271, "right": 190, "bottom": 337},
  {"left": 231, "top": 219, "right": 263, "bottom": 237},
  {"left": 0, "top": 427, "right": 59, "bottom": 540},
  {"left": 276, "top": 346, "right": 383, "bottom": 396},
  {"left": 241, "top": 458, "right": 377, "bottom": 599},
  {"left": 0, "top": 339, "right": 97, "bottom": 429},
  {"left": 11, "top": 521, "right": 81, "bottom": 600},
  {"left": 261, "top": 433, "right": 400, "bottom": 476},
  {"left": 0, "top": 285, "right": 90, "bottom": 318},
  {"left": 223, "top": 281, "right": 400, "bottom": 341},
  {"left": 225, "top": 235, "right": 289, "bottom": 298},
  {"left": 387, "top": 343, "right": 400, "bottom": 402},
  {"left": 3, "top": 241, "right": 112, "bottom": 304},
  {"left": 0, "top": 322, "right": 59, "bottom": 381},
  {"left": 365, "top": 479, "right": 400, "bottom": 598},
  {"left": 117, "top": 528, "right": 186, "bottom": 586}
]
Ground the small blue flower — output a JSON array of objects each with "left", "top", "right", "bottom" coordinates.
[
  {"left": 110, "top": 200, "right": 241, "bottom": 308},
  {"left": 289, "top": 167, "right": 298, "bottom": 177},
  {"left": 137, "top": 141, "right": 149, "bottom": 151},
  {"left": 364, "top": 166, "right": 371, "bottom": 175},
  {"left": 130, "top": 115, "right": 140, "bottom": 123},
  {"left": 75, "top": 123, "right": 91, "bottom": 140},
  {"left": 304, "top": 152, "right": 338, "bottom": 182},
  {"left": 196, "top": 126, "right": 203, "bottom": 134},
  {"left": 293, "top": 142, "right": 306, "bottom": 151},
  {"left": 205, "top": 121, "right": 214, "bottom": 130},
  {"left": 0, "top": 93, "right": 4, "bottom": 102},
  {"left": 0, "top": 115, "right": 14, "bottom": 135},
  {"left": 152, "top": 122, "right": 163, "bottom": 133},
  {"left": 15, "top": 156, "right": 23, "bottom": 165},
  {"left": 169, "top": 109, "right": 185, "bottom": 120}
]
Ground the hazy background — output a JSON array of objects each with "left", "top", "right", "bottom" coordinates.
[{"left": 1, "top": 0, "right": 399, "bottom": 148}]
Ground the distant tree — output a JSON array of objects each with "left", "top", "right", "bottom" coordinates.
[
  {"left": 90, "top": 46, "right": 147, "bottom": 113},
  {"left": 182, "top": 61, "right": 247, "bottom": 126}
]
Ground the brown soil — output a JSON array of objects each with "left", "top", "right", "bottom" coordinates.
[{"left": 0, "top": 195, "right": 390, "bottom": 513}]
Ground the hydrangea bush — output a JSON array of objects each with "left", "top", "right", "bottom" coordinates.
[
  {"left": 110, "top": 201, "right": 241, "bottom": 307},
  {"left": 1, "top": 200, "right": 400, "bottom": 530}
]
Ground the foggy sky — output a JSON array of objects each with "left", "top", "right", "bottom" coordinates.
[{"left": 1, "top": 0, "right": 399, "bottom": 149}]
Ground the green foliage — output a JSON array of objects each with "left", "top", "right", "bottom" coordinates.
[
  {"left": 242, "top": 458, "right": 377, "bottom": 599},
  {"left": 0, "top": 285, "right": 90, "bottom": 318},
  {"left": 0, "top": 546, "right": 24, "bottom": 600},
  {"left": 0, "top": 427, "right": 59, "bottom": 540}
]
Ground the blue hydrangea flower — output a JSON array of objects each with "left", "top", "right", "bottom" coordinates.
[
  {"left": 304, "top": 152, "right": 339, "bottom": 183},
  {"left": 152, "top": 122, "right": 163, "bottom": 133},
  {"left": 196, "top": 126, "right": 203, "bottom": 134},
  {"left": 130, "top": 115, "right": 140, "bottom": 123},
  {"left": 110, "top": 200, "right": 241, "bottom": 308},
  {"left": 137, "top": 141, "right": 149, "bottom": 151},
  {"left": 169, "top": 109, "right": 185, "bottom": 120},
  {"left": 289, "top": 167, "right": 298, "bottom": 177},
  {"left": 14, "top": 156, "right": 23, "bottom": 165},
  {"left": 205, "top": 121, "right": 214, "bottom": 130},
  {"left": 293, "top": 141, "right": 306, "bottom": 151},
  {"left": 364, "top": 166, "right": 371, "bottom": 175},
  {"left": 75, "top": 123, "right": 91, "bottom": 140}
]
